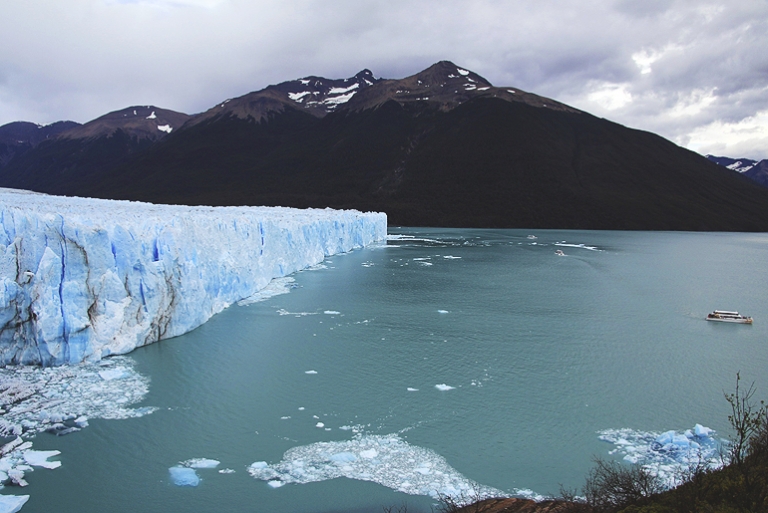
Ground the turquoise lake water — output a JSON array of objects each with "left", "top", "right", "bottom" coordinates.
[{"left": 12, "top": 229, "right": 768, "bottom": 512}]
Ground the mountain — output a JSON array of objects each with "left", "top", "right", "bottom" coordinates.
[
  {"left": 707, "top": 154, "right": 768, "bottom": 188},
  {"left": 0, "top": 106, "right": 190, "bottom": 194},
  {"left": 186, "top": 69, "right": 381, "bottom": 126},
  {"left": 0, "top": 120, "right": 80, "bottom": 167},
  {"left": 58, "top": 105, "right": 190, "bottom": 140},
  {"left": 2, "top": 61, "right": 768, "bottom": 231}
]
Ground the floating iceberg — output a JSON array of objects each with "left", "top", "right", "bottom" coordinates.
[
  {"left": 0, "top": 189, "right": 386, "bottom": 365},
  {"left": 598, "top": 424, "right": 723, "bottom": 488},
  {"left": 247, "top": 433, "right": 513, "bottom": 503},
  {"left": 0, "top": 495, "right": 29, "bottom": 513},
  {"left": 169, "top": 466, "right": 200, "bottom": 487}
]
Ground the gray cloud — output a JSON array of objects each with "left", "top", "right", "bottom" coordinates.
[{"left": 1, "top": 0, "right": 766, "bottom": 158}]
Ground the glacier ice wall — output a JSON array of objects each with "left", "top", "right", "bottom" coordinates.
[{"left": 0, "top": 189, "right": 386, "bottom": 366}]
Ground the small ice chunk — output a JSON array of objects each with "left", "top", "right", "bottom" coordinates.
[
  {"left": 359, "top": 449, "right": 378, "bottom": 459},
  {"left": 437, "top": 310, "right": 449, "bottom": 314},
  {"left": 694, "top": 424, "right": 713, "bottom": 438},
  {"left": 184, "top": 458, "right": 220, "bottom": 469},
  {"left": 305, "top": 370, "right": 318, "bottom": 375},
  {"left": 169, "top": 466, "right": 200, "bottom": 486},
  {"left": 329, "top": 452, "right": 357, "bottom": 463},
  {"left": 323, "top": 311, "right": 340, "bottom": 315},
  {"left": 655, "top": 431, "right": 674, "bottom": 445},
  {"left": 23, "top": 450, "right": 62, "bottom": 469},
  {"left": 268, "top": 480, "right": 284, "bottom": 488},
  {"left": 316, "top": 422, "right": 325, "bottom": 428},
  {"left": 407, "top": 387, "right": 419, "bottom": 392},
  {"left": 435, "top": 384, "right": 455, "bottom": 391},
  {"left": 98, "top": 368, "right": 129, "bottom": 381},
  {"left": 0, "top": 495, "right": 29, "bottom": 513},
  {"left": 219, "top": 468, "right": 235, "bottom": 474},
  {"left": 249, "top": 461, "right": 268, "bottom": 470}
]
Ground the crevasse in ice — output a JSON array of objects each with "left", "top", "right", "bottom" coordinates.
[{"left": 0, "top": 189, "right": 386, "bottom": 366}]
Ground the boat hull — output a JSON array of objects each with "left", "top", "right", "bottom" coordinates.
[{"left": 706, "top": 317, "right": 753, "bottom": 324}]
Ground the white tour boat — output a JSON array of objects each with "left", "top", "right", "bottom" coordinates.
[{"left": 706, "top": 310, "right": 753, "bottom": 324}]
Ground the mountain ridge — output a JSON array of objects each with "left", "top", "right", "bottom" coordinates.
[
  {"left": 706, "top": 154, "right": 768, "bottom": 188},
  {"left": 1, "top": 61, "right": 768, "bottom": 231}
]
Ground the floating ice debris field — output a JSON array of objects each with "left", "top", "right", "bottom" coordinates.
[
  {"left": 598, "top": 424, "right": 723, "bottom": 488},
  {"left": 0, "top": 188, "right": 386, "bottom": 365},
  {"left": 554, "top": 242, "right": 600, "bottom": 251},
  {"left": 236, "top": 277, "right": 296, "bottom": 306},
  {"left": 0, "top": 355, "right": 154, "bottom": 498},
  {"left": 248, "top": 433, "right": 510, "bottom": 503},
  {"left": 0, "top": 356, "right": 153, "bottom": 439}
]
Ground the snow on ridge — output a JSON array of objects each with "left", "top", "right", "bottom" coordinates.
[
  {"left": 726, "top": 161, "right": 754, "bottom": 172},
  {"left": 0, "top": 189, "right": 387, "bottom": 366},
  {"left": 288, "top": 91, "right": 311, "bottom": 103},
  {"left": 328, "top": 83, "right": 360, "bottom": 95},
  {"left": 146, "top": 111, "right": 157, "bottom": 120},
  {"left": 322, "top": 91, "right": 358, "bottom": 107},
  {"left": 157, "top": 124, "right": 172, "bottom": 133}
]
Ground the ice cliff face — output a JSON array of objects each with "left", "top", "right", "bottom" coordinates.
[{"left": 0, "top": 189, "right": 386, "bottom": 366}]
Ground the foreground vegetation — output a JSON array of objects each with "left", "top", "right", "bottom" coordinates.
[{"left": 442, "top": 374, "right": 768, "bottom": 513}]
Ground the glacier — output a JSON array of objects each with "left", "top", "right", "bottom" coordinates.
[{"left": 0, "top": 188, "right": 386, "bottom": 366}]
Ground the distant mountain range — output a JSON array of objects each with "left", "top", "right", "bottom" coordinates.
[
  {"left": 706, "top": 155, "right": 768, "bottom": 188},
  {"left": 2, "top": 61, "right": 768, "bottom": 231}
]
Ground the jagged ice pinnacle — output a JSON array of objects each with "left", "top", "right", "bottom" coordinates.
[{"left": 0, "top": 189, "right": 386, "bottom": 366}]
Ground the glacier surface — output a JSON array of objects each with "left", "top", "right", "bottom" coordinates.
[{"left": 0, "top": 188, "right": 386, "bottom": 366}]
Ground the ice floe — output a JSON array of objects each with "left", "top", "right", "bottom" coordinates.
[
  {"left": 168, "top": 458, "right": 221, "bottom": 486},
  {"left": 598, "top": 424, "right": 723, "bottom": 488},
  {"left": 0, "top": 495, "right": 28, "bottom": 513},
  {"left": 0, "top": 356, "right": 154, "bottom": 439},
  {"left": 247, "top": 433, "right": 507, "bottom": 503},
  {"left": 434, "top": 384, "right": 455, "bottom": 391},
  {"left": 169, "top": 466, "right": 200, "bottom": 487},
  {"left": 0, "top": 355, "right": 154, "bottom": 501}
]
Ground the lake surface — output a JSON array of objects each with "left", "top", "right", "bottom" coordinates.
[{"left": 14, "top": 229, "right": 768, "bottom": 512}]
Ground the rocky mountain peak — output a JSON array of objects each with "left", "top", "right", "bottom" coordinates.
[{"left": 58, "top": 106, "right": 191, "bottom": 141}]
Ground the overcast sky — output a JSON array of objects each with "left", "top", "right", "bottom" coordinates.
[{"left": 2, "top": 0, "right": 767, "bottom": 159}]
